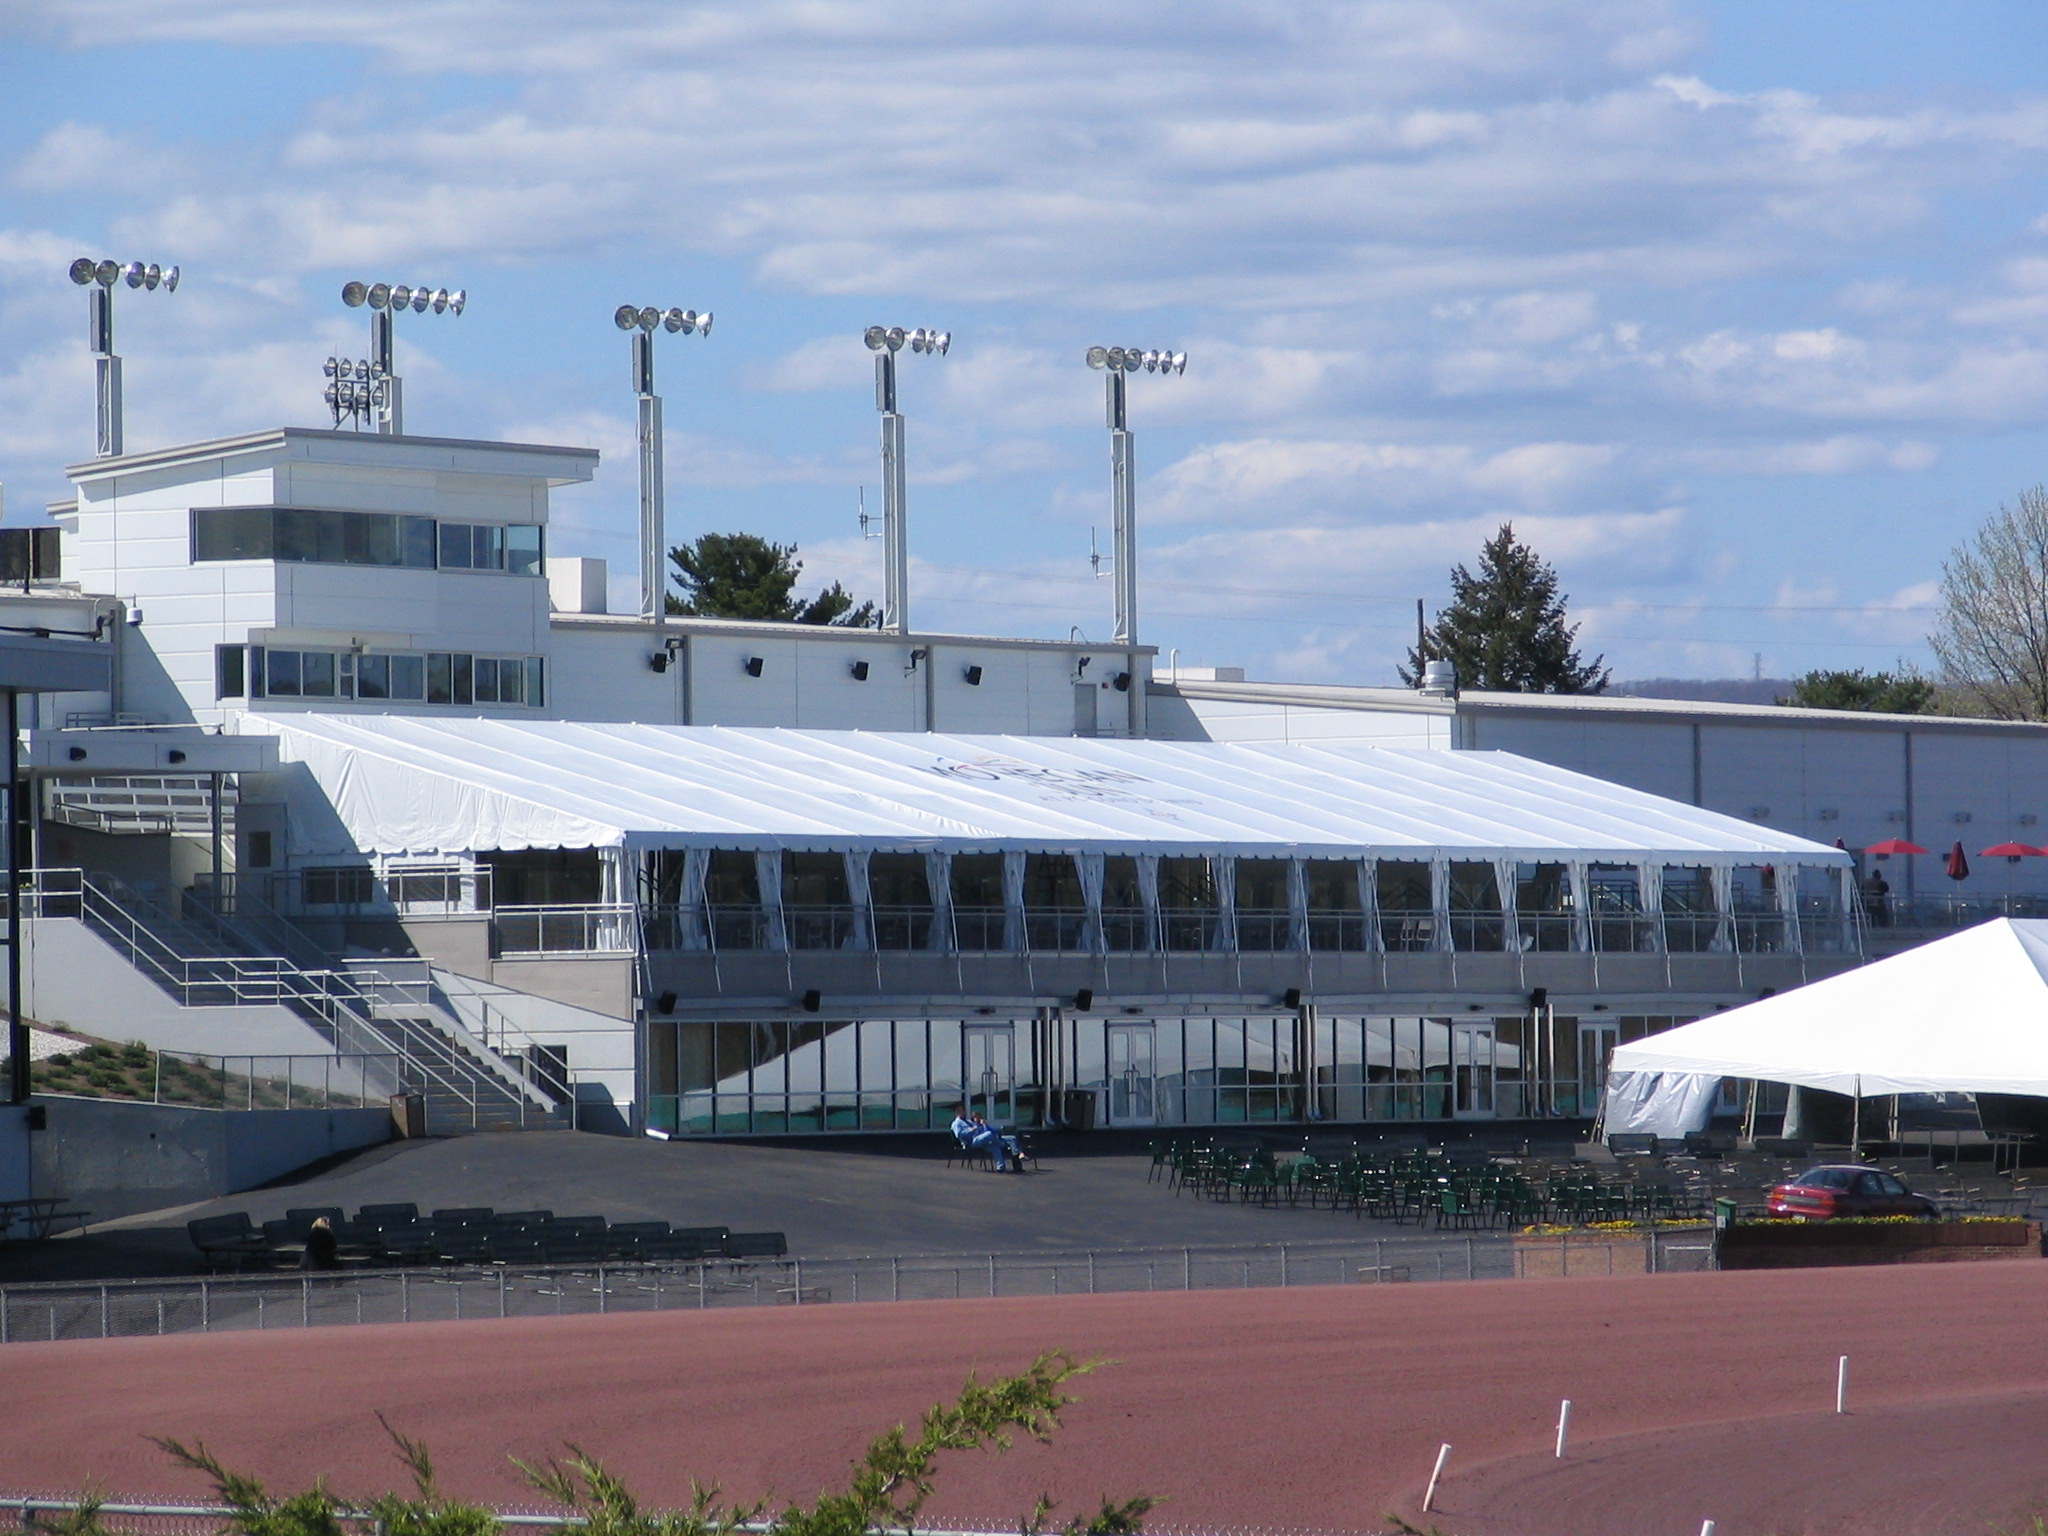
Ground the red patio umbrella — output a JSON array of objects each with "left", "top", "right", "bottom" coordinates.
[
  {"left": 1863, "top": 838, "right": 1926, "bottom": 857},
  {"left": 1946, "top": 840, "right": 1970, "bottom": 880},
  {"left": 1981, "top": 842, "right": 2042, "bottom": 863}
]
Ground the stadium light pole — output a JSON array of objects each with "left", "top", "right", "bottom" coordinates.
[
  {"left": 615, "top": 305, "right": 713, "bottom": 622},
  {"left": 864, "top": 325, "right": 950, "bottom": 634},
  {"left": 339, "top": 280, "right": 466, "bottom": 435},
  {"left": 1084, "top": 346, "right": 1186, "bottom": 647},
  {"left": 67, "top": 257, "right": 178, "bottom": 458}
]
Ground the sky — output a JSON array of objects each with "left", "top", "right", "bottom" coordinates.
[{"left": 4, "top": 1, "right": 2048, "bottom": 686}]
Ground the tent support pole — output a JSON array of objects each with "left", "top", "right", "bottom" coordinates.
[{"left": 1851, "top": 1074, "right": 1862, "bottom": 1161}]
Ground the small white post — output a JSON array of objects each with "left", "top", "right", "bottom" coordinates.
[
  {"left": 1836, "top": 1354, "right": 1849, "bottom": 1414},
  {"left": 1555, "top": 1398, "right": 1573, "bottom": 1458},
  {"left": 1422, "top": 1443, "right": 1452, "bottom": 1512},
  {"left": 1701, "top": 1522, "right": 1717, "bottom": 1536}
]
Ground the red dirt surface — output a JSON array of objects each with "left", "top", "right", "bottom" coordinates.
[{"left": 6, "top": 1264, "right": 2048, "bottom": 1535}]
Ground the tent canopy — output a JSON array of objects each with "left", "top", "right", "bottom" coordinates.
[
  {"left": 1609, "top": 919, "right": 2048, "bottom": 1098},
  {"left": 251, "top": 714, "right": 1857, "bottom": 863}
]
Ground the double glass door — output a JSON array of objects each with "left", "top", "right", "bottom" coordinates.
[
  {"left": 1450, "top": 1023, "right": 1495, "bottom": 1118},
  {"left": 1107, "top": 1025, "right": 1156, "bottom": 1126},
  {"left": 965, "top": 1027, "right": 1015, "bottom": 1126}
]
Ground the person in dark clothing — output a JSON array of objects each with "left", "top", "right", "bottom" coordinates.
[
  {"left": 300, "top": 1215, "right": 341, "bottom": 1270},
  {"left": 1864, "top": 870, "right": 1892, "bottom": 927}
]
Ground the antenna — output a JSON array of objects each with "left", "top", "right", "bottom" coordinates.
[
  {"left": 858, "top": 486, "right": 880, "bottom": 540},
  {"left": 1089, "top": 528, "right": 1113, "bottom": 579}
]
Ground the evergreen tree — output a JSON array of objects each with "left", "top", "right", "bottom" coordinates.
[
  {"left": 1399, "top": 522, "right": 1608, "bottom": 693},
  {"left": 1781, "top": 667, "right": 1938, "bottom": 714},
  {"left": 666, "top": 532, "right": 878, "bottom": 627}
]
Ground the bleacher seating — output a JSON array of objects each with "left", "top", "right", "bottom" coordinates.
[{"left": 185, "top": 1203, "right": 789, "bottom": 1273}]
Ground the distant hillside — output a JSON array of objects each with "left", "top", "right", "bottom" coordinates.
[{"left": 1608, "top": 677, "right": 1794, "bottom": 706}]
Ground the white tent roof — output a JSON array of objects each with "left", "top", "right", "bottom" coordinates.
[
  {"left": 1610, "top": 919, "right": 2048, "bottom": 1097},
  {"left": 250, "top": 714, "right": 1856, "bottom": 863}
]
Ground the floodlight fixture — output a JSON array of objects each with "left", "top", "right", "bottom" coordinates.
[
  {"left": 67, "top": 253, "right": 180, "bottom": 456},
  {"left": 1085, "top": 341, "right": 1188, "bottom": 654},
  {"left": 614, "top": 300, "right": 715, "bottom": 621},
  {"left": 336, "top": 277, "right": 465, "bottom": 434},
  {"left": 864, "top": 322, "right": 951, "bottom": 633}
]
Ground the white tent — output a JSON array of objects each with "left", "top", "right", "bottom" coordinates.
[
  {"left": 247, "top": 714, "right": 1854, "bottom": 863},
  {"left": 1604, "top": 919, "right": 2048, "bottom": 1135}
]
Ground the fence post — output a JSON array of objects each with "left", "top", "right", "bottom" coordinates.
[
  {"left": 98, "top": 1285, "right": 108, "bottom": 1338},
  {"left": 1465, "top": 1238, "right": 1473, "bottom": 1280},
  {"left": 892, "top": 1255, "right": 901, "bottom": 1302},
  {"left": 698, "top": 1262, "right": 707, "bottom": 1308},
  {"left": 794, "top": 1257, "right": 804, "bottom": 1304},
  {"left": 302, "top": 1277, "right": 310, "bottom": 1327},
  {"left": 1182, "top": 1247, "right": 1191, "bottom": 1290},
  {"left": 201, "top": 1280, "right": 209, "bottom": 1332},
  {"left": 401, "top": 1271, "right": 410, "bottom": 1324},
  {"left": 1088, "top": 1250, "right": 1097, "bottom": 1294},
  {"left": 598, "top": 1265, "right": 608, "bottom": 1314},
  {"left": 499, "top": 1269, "right": 508, "bottom": 1317},
  {"left": 1280, "top": 1244, "right": 1289, "bottom": 1287},
  {"left": 988, "top": 1253, "right": 996, "bottom": 1298}
]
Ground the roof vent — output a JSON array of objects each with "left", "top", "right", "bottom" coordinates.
[{"left": 1419, "top": 659, "right": 1457, "bottom": 698}]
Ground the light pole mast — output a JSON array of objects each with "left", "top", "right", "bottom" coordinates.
[
  {"left": 864, "top": 325, "right": 950, "bottom": 634},
  {"left": 1086, "top": 345, "right": 1186, "bottom": 651},
  {"left": 615, "top": 305, "right": 712, "bottom": 622},
  {"left": 68, "top": 257, "right": 178, "bottom": 458},
  {"left": 339, "top": 281, "right": 465, "bottom": 437}
]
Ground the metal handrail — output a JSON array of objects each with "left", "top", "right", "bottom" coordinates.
[{"left": 27, "top": 869, "right": 526, "bottom": 1131}]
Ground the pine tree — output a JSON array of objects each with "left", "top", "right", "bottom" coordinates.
[
  {"left": 1399, "top": 522, "right": 1608, "bottom": 693},
  {"left": 666, "top": 533, "right": 878, "bottom": 627}
]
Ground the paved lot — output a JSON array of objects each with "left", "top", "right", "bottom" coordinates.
[
  {"left": 7, "top": 1260, "right": 2048, "bottom": 1535},
  {"left": 3, "top": 1125, "right": 1570, "bottom": 1283}
]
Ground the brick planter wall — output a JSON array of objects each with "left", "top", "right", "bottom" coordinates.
[{"left": 1716, "top": 1220, "right": 2043, "bottom": 1271}]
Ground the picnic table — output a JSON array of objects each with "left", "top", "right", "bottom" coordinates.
[{"left": 0, "top": 1196, "right": 90, "bottom": 1241}]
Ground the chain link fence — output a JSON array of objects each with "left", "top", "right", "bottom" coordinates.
[{"left": 0, "top": 1229, "right": 1714, "bottom": 1344}]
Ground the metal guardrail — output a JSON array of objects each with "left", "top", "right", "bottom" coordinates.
[
  {"left": 0, "top": 1232, "right": 1714, "bottom": 1344},
  {"left": 10, "top": 1048, "right": 402, "bottom": 1112}
]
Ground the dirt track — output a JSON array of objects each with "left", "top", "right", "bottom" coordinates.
[{"left": 7, "top": 1263, "right": 2048, "bottom": 1535}]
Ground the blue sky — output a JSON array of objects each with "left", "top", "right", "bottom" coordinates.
[{"left": 4, "top": 1, "right": 2048, "bottom": 685}]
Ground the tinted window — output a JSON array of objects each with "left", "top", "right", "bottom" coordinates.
[
  {"left": 1878, "top": 1173, "right": 1910, "bottom": 1195},
  {"left": 1801, "top": 1168, "right": 1852, "bottom": 1190}
]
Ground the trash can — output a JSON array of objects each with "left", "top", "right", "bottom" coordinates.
[
  {"left": 1062, "top": 1090, "right": 1097, "bottom": 1131},
  {"left": 1713, "top": 1196, "right": 1738, "bottom": 1230},
  {"left": 390, "top": 1093, "right": 426, "bottom": 1139}
]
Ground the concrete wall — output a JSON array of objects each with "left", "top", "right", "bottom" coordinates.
[
  {"left": 0, "top": 1107, "right": 29, "bottom": 1208},
  {"left": 22, "top": 917, "right": 335, "bottom": 1057},
  {"left": 28, "top": 1096, "right": 392, "bottom": 1222}
]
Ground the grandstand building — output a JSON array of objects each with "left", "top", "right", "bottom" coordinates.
[{"left": 1, "top": 420, "right": 2022, "bottom": 1137}]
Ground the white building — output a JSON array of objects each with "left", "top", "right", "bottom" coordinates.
[{"left": 6, "top": 421, "right": 2002, "bottom": 1139}]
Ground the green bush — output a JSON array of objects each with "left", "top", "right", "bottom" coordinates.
[{"left": 130, "top": 1355, "right": 1151, "bottom": 1536}]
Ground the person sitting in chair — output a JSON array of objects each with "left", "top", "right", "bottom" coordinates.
[{"left": 950, "top": 1104, "right": 1011, "bottom": 1171}]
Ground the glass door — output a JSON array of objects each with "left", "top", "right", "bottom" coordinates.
[
  {"left": 1579, "top": 1021, "right": 1619, "bottom": 1112},
  {"left": 1107, "top": 1025, "right": 1157, "bottom": 1126},
  {"left": 1451, "top": 1023, "right": 1496, "bottom": 1118},
  {"left": 965, "top": 1027, "right": 1016, "bottom": 1126}
]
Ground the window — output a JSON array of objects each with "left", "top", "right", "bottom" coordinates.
[
  {"left": 191, "top": 507, "right": 540, "bottom": 575},
  {"left": 248, "top": 647, "right": 536, "bottom": 706},
  {"left": 215, "top": 644, "right": 246, "bottom": 699},
  {"left": 303, "top": 866, "right": 374, "bottom": 906},
  {"left": 246, "top": 830, "right": 273, "bottom": 869},
  {"left": 391, "top": 655, "right": 425, "bottom": 701}
]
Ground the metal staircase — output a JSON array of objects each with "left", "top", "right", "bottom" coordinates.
[{"left": 31, "top": 870, "right": 558, "bottom": 1135}]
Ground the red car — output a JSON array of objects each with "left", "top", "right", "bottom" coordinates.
[{"left": 1766, "top": 1165, "right": 1939, "bottom": 1220}]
